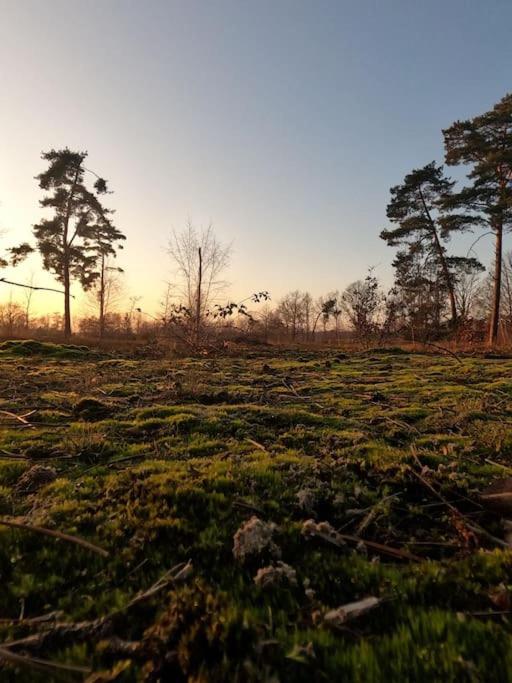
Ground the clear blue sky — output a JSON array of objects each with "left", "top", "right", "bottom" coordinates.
[{"left": 1, "top": 0, "right": 511, "bottom": 314}]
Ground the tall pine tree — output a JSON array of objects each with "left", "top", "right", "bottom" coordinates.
[
  {"left": 33, "top": 149, "right": 125, "bottom": 336},
  {"left": 443, "top": 93, "right": 512, "bottom": 344},
  {"left": 380, "top": 162, "right": 478, "bottom": 328}
]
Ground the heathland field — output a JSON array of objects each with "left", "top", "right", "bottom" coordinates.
[{"left": 2, "top": 341, "right": 512, "bottom": 681}]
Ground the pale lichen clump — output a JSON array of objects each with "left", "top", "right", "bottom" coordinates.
[
  {"left": 253, "top": 561, "right": 297, "bottom": 588},
  {"left": 232, "top": 516, "right": 277, "bottom": 562},
  {"left": 301, "top": 519, "right": 346, "bottom": 545}
]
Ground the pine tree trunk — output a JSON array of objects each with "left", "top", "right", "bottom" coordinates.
[
  {"left": 419, "top": 189, "right": 457, "bottom": 327},
  {"left": 62, "top": 164, "right": 80, "bottom": 339},
  {"left": 489, "top": 222, "right": 503, "bottom": 345},
  {"left": 431, "top": 225, "right": 457, "bottom": 327},
  {"left": 63, "top": 260, "right": 71, "bottom": 338},
  {"left": 99, "top": 255, "right": 105, "bottom": 339}
]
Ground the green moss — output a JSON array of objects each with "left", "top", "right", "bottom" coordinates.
[
  {"left": 1, "top": 351, "right": 512, "bottom": 680},
  {"left": 0, "top": 339, "right": 95, "bottom": 359}
]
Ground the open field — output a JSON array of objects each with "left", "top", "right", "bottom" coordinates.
[{"left": 2, "top": 342, "right": 512, "bottom": 680}]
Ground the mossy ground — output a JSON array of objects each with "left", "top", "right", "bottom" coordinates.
[{"left": 1, "top": 346, "right": 512, "bottom": 681}]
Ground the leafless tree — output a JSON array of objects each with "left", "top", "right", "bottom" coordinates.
[
  {"left": 342, "top": 271, "right": 383, "bottom": 343},
  {"left": 255, "top": 304, "right": 283, "bottom": 342},
  {"left": 277, "top": 291, "right": 311, "bottom": 341},
  {"left": 123, "top": 295, "right": 142, "bottom": 335},
  {"left": 20, "top": 273, "right": 36, "bottom": 329},
  {"left": 167, "top": 222, "right": 231, "bottom": 344},
  {"left": 159, "top": 282, "right": 174, "bottom": 324},
  {"left": 454, "top": 267, "right": 482, "bottom": 323},
  {"left": 0, "top": 294, "right": 24, "bottom": 336},
  {"left": 86, "top": 256, "right": 124, "bottom": 338}
]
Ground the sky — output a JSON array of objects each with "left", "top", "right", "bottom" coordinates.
[{"left": 1, "top": 0, "right": 512, "bottom": 318}]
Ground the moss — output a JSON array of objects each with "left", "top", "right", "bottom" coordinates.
[
  {"left": 0, "top": 461, "right": 29, "bottom": 486},
  {"left": 1, "top": 351, "right": 512, "bottom": 680},
  {"left": 0, "top": 339, "right": 95, "bottom": 359}
]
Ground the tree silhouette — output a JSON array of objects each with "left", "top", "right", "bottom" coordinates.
[
  {"left": 31, "top": 149, "right": 125, "bottom": 336},
  {"left": 381, "top": 162, "right": 478, "bottom": 327},
  {"left": 443, "top": 93, "right": 512, "bottom": 344}
]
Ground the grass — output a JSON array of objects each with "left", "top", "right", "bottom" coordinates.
[{"left": 1, "top": 345, "right": 512, "bottom": 680}]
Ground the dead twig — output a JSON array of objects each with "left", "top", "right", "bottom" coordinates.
[
  {"left": 0, "top": 410, "right": 36, "bottom": 427},
  {"left": 0, "top": 645, "right": 90, "bottom": 676},
  {"left": 1, "top": 561, "right": 193, "bottom": 654},
  {"left": 281, "top": 379, "right": 324, "bottom": 409},
  {"left": 303, "top": 519, "right": 421, "bottom": 562},
  {"left": 0, "top": 449, "right": 30, "bottom": 460},
  {"left": 356, "top": 493, "right": 400, "bottom": 535},
  {"left": 0, "top": 611, "right": 63, "bottom": 626},
  {"left": 246, "top": 438, "right": 267, "bottom": 452},
  {"left": 484, "top": 458, "right": 512, "bottom": 474},
  {"left": 410, "top": 458, "right": 509, "bottom": 549},
  {"left": 233, "top": 499, "right": 266, "bottom": 515},
  {"left": 420, "top": 340, "right": 463, "bottom": 365},
  {"left": 336, "top": 532, "right": 422, "bottom": 562},
  {"left": 0, "top": 519, "right": 109, "bottom": 558}
]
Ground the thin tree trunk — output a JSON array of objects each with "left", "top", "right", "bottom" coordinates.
[
  {"left": 418, "top": 188, "right": 457, "bottom": 327},
  {"left": 63, "top": 258, "right": 71, "bottom": 338},
  {"left": 62, "top": 165, "right": 81, "bottom": 338},
  {"left": 195, "top": 247, "right": 202, "bottom": 345},
  {"left": 489, "top": 222, "right": 503, "bottom": 345},
  {"left": 432, "top": 229, "right": 457, "bottom": 327},
  {"left": 62, "top": 218, "right": 71, "bottom": 338},
  {"left": 99, "top": 254, "right": 105, "bottom": 339},
  {"left": 312, "top": 312, "right": 322, "bottom": 343}
]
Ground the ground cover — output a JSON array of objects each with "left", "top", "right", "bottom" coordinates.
[{"left": 1, "top": 343, "right": 512, "bottom": 680}]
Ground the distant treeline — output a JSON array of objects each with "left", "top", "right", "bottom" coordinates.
[{"left": 1, "top": 93, "right": 512, "bottom": 346}]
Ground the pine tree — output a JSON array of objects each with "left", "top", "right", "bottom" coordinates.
[
  {"left": 443, "top": 93, "right": 512, "bottom": 344},
  {"left": 33, "top": 149, "right": 125, "bottom": 336},
  {"left": 380, "top": 162, "right": 478, "bottom": 328}
]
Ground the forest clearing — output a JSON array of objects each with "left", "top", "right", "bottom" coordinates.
[
  {"left": 3, "top": 5, "right": 512, "bottom": 680},
  {"left": 1, "top": 342, "right": 512, "bottom": 680}
]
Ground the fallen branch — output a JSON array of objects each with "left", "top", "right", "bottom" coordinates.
[
  {"left": 0, "top": 410, "right": 36, "bottom": 427},
  {"left": 0, "top": 645, "right": 90, "bottom": 676},
  {"left": 0, "top": 519, "right": 109, "bottom": 558},
  {"left": 302, "top": 519, "right": 421, "bottom": 562},
  {"left": 336, "top": 532, "right": 422, "bottom": 562},
  {"left": 324, "top": 596, "right": 381, "bottom": 629},
  {"left": 233, "top": 498, "right": 266, "bottom": 515},
  {"left": 246, "top": 438, "right": 267, "bottom": 452},
  {"left": 0, "top": 449, "right": 30, "bottom": 460},
  {"left": 420, "top": 340, "right": 463, "bottom": 365},
  {"left": 118, "top": 560, "right": 193, "bottom": 610},
  {"left": 409, "top": 459, "right": 509, "bottom": 549},
  {"left": 1, "top": 561, "right": 193, "bottom": 653},
  {"left": 0, "top": 611, "right": 62, "bottom": 626},
  {"left": 484, "top": 458, "right": 512, "bottom": 474}
]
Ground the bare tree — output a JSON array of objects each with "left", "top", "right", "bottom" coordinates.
[
  {"left": 277, "top": 291, "right": 311, "bottom": 341},
  {"left": 342, "top": 270, "right": 383, "bottom": 343},
  {"left": 90, "top": 256, "right": 124, "bottom": 338},
  {"left": 160, "top": 282, "right": 174, "bottom": 322},
  {"left": 167, "top": 222, "right": 231, "bottom": 344},
  {"left": 0, "top": 294, "right": 24, "bottom": 336},
  {"left": 21, "top": 273, "right": 36, "bottom": 329},
  {"left": 255, "top": 303, "right": 280, "bottom": 342},
  {"left": 454, "top": 266, "right": 483, "bottom": 324}
]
